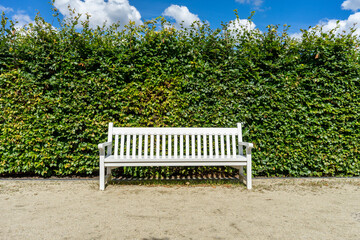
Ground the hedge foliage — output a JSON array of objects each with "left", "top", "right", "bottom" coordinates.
[{"left": 0, "top": 9, "right": 359, "bottom": 177}]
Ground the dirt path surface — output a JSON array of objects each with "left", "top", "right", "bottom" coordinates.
[{"left": 0, "top": 178, "right": 359, "bottom": 240}]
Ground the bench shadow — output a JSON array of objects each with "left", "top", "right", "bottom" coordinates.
[
  {"left": 142, "top": 238, "right": 170, "bottom": 240},
  {"left": 109, "top": 174, "right": 246, "bottom": 187}
]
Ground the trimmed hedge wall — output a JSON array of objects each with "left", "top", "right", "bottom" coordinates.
[{"left": 0, "top": 11, "right": 359, "bottom": 177}]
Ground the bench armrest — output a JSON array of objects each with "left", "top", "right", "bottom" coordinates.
[
  {"left": 239, "top": 142, "right": 254, "bottom": 156},
  {"left": 98, "top": 141, "right": 112, "bottom": 158},
  {"left": 238, "top": 142, "right": 254, "bottom": 149},
  {"left": 98, "top": 141, "right": 112, "bottom": 150}
]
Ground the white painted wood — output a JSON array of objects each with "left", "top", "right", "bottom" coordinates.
[
  {"left": 144, "top": 134, "right": 148, "bottom": 158},
  {"left": 107, "top": 122, "right": 113, "bottom": 156},
  {"left": 126, "top": 134, "right": 131, "bottom": 158},
  {"left": 220, "top": 134, "right": 225, "bottom": 158},
  {"left": 215, "top": 135, "right": 219, "bottom": 157},
  {"left": 226, "top": 134, "right": 231, "bottom": 158},
  {"left": 99, "top": 143, "right": 106, "bottom": 190},
  {"left": 191, "top": 135, "right": 195, "bottom": 158},
  {"left": 232, "top": 135, "right": 236, "bottom": 157},
  {"left": 237, "top": 123, "right": 243, "bottom": 156},
  {"left": 98, "top": 141, "right": 112, "bottom": 149},
  {"left": 99, "top": 123, "right": 253, "bottom": 190},
  {"left": 105, "top": 161, "right": 247, "bottom": 167},
  {"left": 203, "top": 134, "right": 207, "bottom": 158},
  {"left": 162, "top": 135, "right": 166, "bottom": 158},
  {"left": 209, "top": 135, "right": 213, "bottom": 158},
  {"left": 112, "top": 127, "right": 237, "bottom": 135},
  {"left": 239, "top": 142, "right": 254, "bottom": 148},
  {"left": 138, "top": 134, "right": 142, "bottom": 157},
  {"left": 156, "top": 135, "right": 160, "bottom": 158},
  {"left": 107, "top": 123, "right": 113, "bottom": 141},
  {"left": 168, "top": 135, "right": 172, "bottom": 158},
  {"left": 197, "top": 135, "right": 201, "bottom": 159},
  {"left": 174, "top": 135, "right": 178, "bottom": 158},
  {"left": 132, "top": 135, "right": 136, "bottom": 158},
  {"left": 180, "top": 134, "right": 184, "bottom": 158},
  {"left": 99, "top": 156, "right": 105, "bottom": 190},
  {"left": 186, "top": 135, "right": 189, "bottom": 158},
  {"left": 246, "top": 145, "right": 252, "bottom": 189},
  {"left": 150, "top": 135, "right": 154, "bottom": 158},
  {"left": 106, "top": 167, "right": 112, "bottom": 181},
  {"left": 114, "top": 134, "right": 119, "bottom": 158},
  {"left": 104, "top": 155, "right": 247, "bottom": 163},
  {"left": 120, "top": 134, "right": 125, "bottom": 158}
]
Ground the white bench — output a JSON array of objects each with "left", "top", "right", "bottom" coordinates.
[{"left": 98, "top": 123, "right": 254, "bottom": 190}]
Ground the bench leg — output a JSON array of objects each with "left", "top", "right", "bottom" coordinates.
[
  {"left": 99, "top": 160, "right": 105, "bottom": 191},
  {"left": 106, "top": 167, "right": 112, "bottom": 179},
  {"left": 247, "top": 160, "right": 252, "bottom": 190},
  {"left": 239, "top": 166, "right": 244, "bottom": 178}
]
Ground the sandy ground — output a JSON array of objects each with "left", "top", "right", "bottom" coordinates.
[{"left": 0, "top": 178, "right": 359, "bottom": 240}]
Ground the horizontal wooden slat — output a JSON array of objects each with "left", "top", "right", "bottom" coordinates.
[
  {"left": 104, "top": 155, "right": 247, "bottom": 162},
  {"left": 112, "top": 127, "right": 237, "bottom": 135},
  {"left": 105, "top": 161, "right": 247, "bottom": 167}
]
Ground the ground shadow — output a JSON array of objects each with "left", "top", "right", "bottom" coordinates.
[
  {"left": 110, "top": 174, "right": 246, "bottom": 187},
  {"left": 142, "top": 238, "right": 170, "bottom": 240}
]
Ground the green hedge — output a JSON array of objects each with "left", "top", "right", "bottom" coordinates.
[{"left": 0, "top": 10, "right": 359, "bottom": 177}]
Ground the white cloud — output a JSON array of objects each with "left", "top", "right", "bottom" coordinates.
[
  {"left": 235, "top": 0, "right": 263, "bottom": 7},
  {"left": 318, "top": 12, "right": 360, "bottom": 35},
  {"left": 289, "top": 32, "right": 303, "bottom": 39},
  {"left": 54, "top": 0, "right": 142, "bottom": 28},
  {"left": 0, "top": 5, "right": 14, "bottom": 13},
  {"left": 162, "top": 5, "right": 201, "bottom": 28},
  {"left": 341, "top": 0, "right": 360, "bottom": 11},
  {"left": 12, "top": 12, "right": 33, "bottom": 29},
  {"left": 290, "top": 2, "right": 360, "bottom": 40},
  {"left": 228, "top": 18, "right": 257, "bottom": 34},
  {"left": 0, "top": 5, "right": 33, "bottom": 29}
]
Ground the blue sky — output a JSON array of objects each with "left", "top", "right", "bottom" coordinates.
[{"left": 1, "top": 0, "right": 360, "bottom": 36}]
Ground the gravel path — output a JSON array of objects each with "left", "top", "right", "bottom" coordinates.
[{"left": 1, "top": 178, "right": 359, "bottom": 240}]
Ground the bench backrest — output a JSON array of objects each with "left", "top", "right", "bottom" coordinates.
[{"left": 107, "top": 123, "right": 244, "bottom": 158}]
